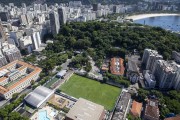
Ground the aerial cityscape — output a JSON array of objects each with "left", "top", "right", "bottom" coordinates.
[{"left": 0, "top": 0, "right": 180, "bottom": 120}]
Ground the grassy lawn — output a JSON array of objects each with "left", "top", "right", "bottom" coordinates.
[
  {"left": 45, "top": 77, "right": 59, "bottom": 88},
  {"left": 60, "top": 74, "right": 121, "bottom": 110}
]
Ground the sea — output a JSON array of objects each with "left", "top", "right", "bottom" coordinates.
[{"left": 134, "top": 15, "right": 180, "bottom": 32}]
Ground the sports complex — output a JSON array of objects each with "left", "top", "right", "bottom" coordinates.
[{"left": 60, "top": 74, "right": 121, "bottom": 110}]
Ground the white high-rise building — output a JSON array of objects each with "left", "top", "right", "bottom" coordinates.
[
  {"left": 37, "top": 14, "right": 46, "bottom": 24},
  {"left": 152, "top": 60, "right": 177, "bottom": 89},
  {"left": 142, "top": 49, "right": 163, "bottom": 71},
  {"left": 34, "top": 4, "right": 41, "bottom": 11},
  {"left": 31, "top": 31, "right": 41, "bottom": 50},
  {"left": 172, "top": 51, "right": 180, "bottom": 63},
  {"left": 26, "top": 12, "right": 34, "bottom": 24},
  {"left": 20, "top": 14, "right": 28, "bottom": 25},
  {"left": 40, "top": 4, "right": 48, "bottom": 11},
  {"left": 19, "top": 36, "right": 32, "bottom": 49},
  {"left": 171, "top": 62, "right": 180, "bottom": 90}
]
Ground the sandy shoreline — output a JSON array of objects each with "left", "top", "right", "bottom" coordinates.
[{"left": 126, "top": 13, "right": 180, "bottom": 20}]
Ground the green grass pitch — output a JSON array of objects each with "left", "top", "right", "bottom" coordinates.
[{"left": 60, "top": 74, "right": 121, "bottom": 110}]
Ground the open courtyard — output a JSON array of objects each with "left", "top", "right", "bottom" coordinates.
[{"left": 60, "top": 74, "right": 121, "bottom": 110}]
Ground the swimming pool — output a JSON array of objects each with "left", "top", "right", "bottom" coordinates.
[{"left": 38, "top": 110, "right": 50, "bottom": 120}]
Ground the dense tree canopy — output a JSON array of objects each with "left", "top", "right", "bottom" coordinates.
[
  {"left": 50, "top": 21, "right": 180, "bottom": 63},
  {"left": 0, "top": 94, "right": 28, "bottom": 120}
]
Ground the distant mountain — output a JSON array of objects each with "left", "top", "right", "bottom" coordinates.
[
  {"left": 0, "top": 0, "right": 142, "bottom": 6},
  {"left": 0, "top": 0, "right": 35, "bottom": 6}
]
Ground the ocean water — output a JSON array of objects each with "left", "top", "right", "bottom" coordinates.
[{"left": 134, "top": 15, "right": 180, "bottom": 32}]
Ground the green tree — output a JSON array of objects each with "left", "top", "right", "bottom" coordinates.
[
  {"left": 137, "top": 89, "right": 149, "bottom": 102},
  {"left": 30, "top": 80, "right": 35, "bottom": 86},
  {"left": 84, "top": 62, "right": 92, "bottom": 72},
  {"left": 11, "top": 93, "right": 19, "bottom": 101},
  {"left": 57, "top": 66, "right": 62, "bottom": 71}
]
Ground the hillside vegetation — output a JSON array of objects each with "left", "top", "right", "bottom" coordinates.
[{"left": 46, "top": 21, "right": 180, "bottom": 64}]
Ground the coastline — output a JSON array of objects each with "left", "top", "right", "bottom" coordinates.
[{"left": 125, "top": 13, "right": 180, "bottom": 20}]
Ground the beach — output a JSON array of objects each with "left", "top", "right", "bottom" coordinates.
[{"left": 126, "top": 13, "right": 180, "bottom": 20}]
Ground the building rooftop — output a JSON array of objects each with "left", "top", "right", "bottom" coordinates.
[
  {"left": 24, "top": 86, "right": 54, "bottom": 108},
  {"left": 165, "top": 116, "right": 180, "bottom": 120},
  {"left": 112, "top": 90, "right": 131, "bottom": 120},
  {"left": 66, "top": 98, "right": 105, "bottom": 120},
  {"left": 127, "top": 60, "right": 139, "bottom": 73},
  {"left": 146, "top": 49, "right": 163, "bottom": 58},
  {"left": 110, "top": 58, "right": 125, "bottom": 75},
  {"left": 144, "top": 99, "right": 159, "bottom": 120},
  {"left": 0, "top": 60, "right": 42, "bottom": 94},
  {"left": 144, "top": 70, "right": 156, "bottom": 82},
  {"left": 101, "top": 64, "right": 109, "bottom": 71},
  {"left": 130, "top": 100, "right": 142, "bottom": 117},
  {"left": 158, "top": 60, "right": 176, "bottom": 73}
]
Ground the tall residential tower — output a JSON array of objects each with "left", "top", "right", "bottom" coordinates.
[{"left": 49, "top": 11, "right": 60, "bottom": 36}]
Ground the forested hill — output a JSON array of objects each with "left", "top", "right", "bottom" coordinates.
[
  {"left": 0, "top": 0, "right": 142, "bottom": 6},
  {"left": 0, "top": 0, "right": 35, "bottom": 6},
  {"left": 45, "top": 21, "right": 180, "bottom": 62}
]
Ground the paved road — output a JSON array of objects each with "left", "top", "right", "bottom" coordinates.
[
  {"left": 61, "top": 59, "right": 72, "bottom": 70},
  {"left": 0, "top": 99, "right": 9, "bottom": 108},
  {"left": 52, "top": 57, "right": 73, "bottom": 73},
  {"left": 54, "top": 70, "right": 74, "bottom": 90},
  {"left": 89, "top": 56, "right": 103, "bottom": 80}
]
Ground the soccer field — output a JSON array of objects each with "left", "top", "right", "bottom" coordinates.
[{"left": 60, "top": 74, "right": 121, "bottom": 110}]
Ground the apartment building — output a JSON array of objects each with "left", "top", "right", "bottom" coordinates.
[
  {"left": 126, "top": 59, "right": 140, "bottom": 83},
  {"left": 171, "top": 62, "right": 180, "bottom": 90},
  {"left": 172, "top": 51, "right": 180, "bottom": 63},
  {"left": 49, "top": 11, "right": 60, "bottom": 36},
  {"left": 142, "top": 49, "right": 163, "bottom": 71},
  {"left": 0, "top": 54, "right": 7, "bottom": 67},
  {"left": 152, "top": 60, "right": 178, "bottom": 89},
  {"left": 0, "top": 22, "right": 6, "bottom": 42},
  {"left": 1, "top": 42, "right": 21, "bottom": 62},
  {"left": 4, "top": 48, "right": 21, "bottom": 63},
  {"left": 0, "top": 60, "right": 42, "bottom": 99}
]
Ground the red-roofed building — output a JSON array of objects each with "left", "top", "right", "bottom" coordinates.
[
  {"left": 110, "top": 58, "right": 125, "bottom": 76},
  {"left": 143, "top": 99, "right": 159, "bottom": 120},
  {"left": 165, "top": 116, "right": 180, "bottom": 120},
  {"left": 130, "top": 100, "right": 142, "bottom": 117},
  {"left": 0, "top": 60, "right": 42, "bottom": 99}
]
